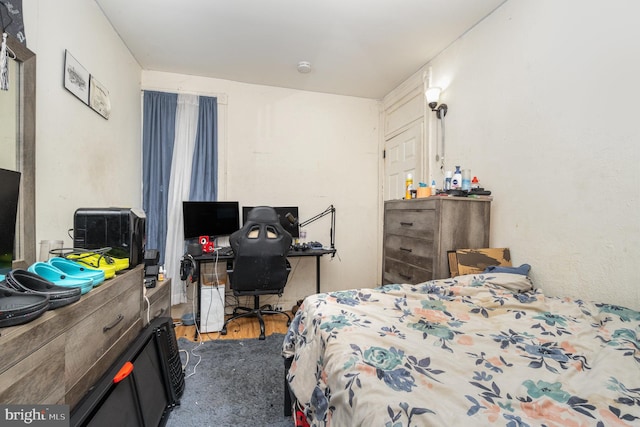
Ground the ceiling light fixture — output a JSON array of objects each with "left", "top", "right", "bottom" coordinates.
[
  {"left": 425, "top": 87, "right": 448, "bottom": 119},
  {"left": 297, "top": 61, "right": 311, "bottom": 74}
]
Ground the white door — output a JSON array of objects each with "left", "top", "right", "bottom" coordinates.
[{"left": 384, "top": 120, "right": 423, "bottom": 201}]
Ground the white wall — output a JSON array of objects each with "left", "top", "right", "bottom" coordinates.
[
  {"left": 421, "top": 0, "right": 640, "bottom": 309},
  {"left": 23, "top": 0, "right": 637, "bottom": 312},
  {"left": 143, "top": 71, "right": 381, "bottom": 307},
  {"left": 23, "top": 0, "right": 142, "bottom": 249}
]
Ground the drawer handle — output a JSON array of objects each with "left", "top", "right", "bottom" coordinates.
[
  {"left": 103, "top": 314, "right": 124, "bottom": 333},
  {"left": 399, "top": 273, "right": 412, "bottom": 280},
  {"left": 399, "top": 221, "right": 414, "bottom": 227},
  {"left": 399, "top": 247, "right": 413, "bottom": 253}
]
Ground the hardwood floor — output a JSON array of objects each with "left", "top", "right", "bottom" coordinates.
[{"left": 173, "top": 311, "right": 292, "bottom": 341}]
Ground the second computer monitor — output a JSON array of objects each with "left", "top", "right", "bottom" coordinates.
[
  {"left": 183, "top": 201, "right": 240, "bottom": 239},
  {"left": 242, "top": 206, "right": 299, "bottom": 239}
]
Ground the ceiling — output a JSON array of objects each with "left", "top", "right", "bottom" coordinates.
[{"left": 96, "top": 0, "right": 506, "bottom": 99}]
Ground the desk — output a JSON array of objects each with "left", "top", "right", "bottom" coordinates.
[
  {"left": 281, "top": 248, "right": 336, "bottom": 294},
  {"left": 192, "top": 247, "right": 336, "bottom": 334}
]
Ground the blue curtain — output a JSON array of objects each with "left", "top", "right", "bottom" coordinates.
[
  {"left": 189, "top": 96, "right": 218, "bottom": 201},
  {"left": 142, "top": 91, "right": 218, "bottom": 268},
  {"left": 142, "top": 91, "right": 177, "bottom": 265}
]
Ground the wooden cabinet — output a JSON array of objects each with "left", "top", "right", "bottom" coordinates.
[
  {"left": 0, "top": 266, "right": 144, "bottom": 408},
  {"left": 383, "top": 197, "right": 491, "bottom": 284},
  {"left": 142, "top": 278, "right": 172, "bottom": 327}
]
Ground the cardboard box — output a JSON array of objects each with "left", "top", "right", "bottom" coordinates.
[{"left": 448, "top": 248, "right": 511, "bottom": 277}]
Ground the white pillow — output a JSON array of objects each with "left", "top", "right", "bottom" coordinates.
[{"left": 455, "top": 272, "right": 534, "bottom": 293}]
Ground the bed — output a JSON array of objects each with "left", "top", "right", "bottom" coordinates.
[{"left": 282, "top": 273, "right": 640, "bottom": 426}]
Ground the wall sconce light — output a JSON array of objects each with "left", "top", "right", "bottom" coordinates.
[{"left": 425, "top": 87, "right": 448, "bottom": 119}]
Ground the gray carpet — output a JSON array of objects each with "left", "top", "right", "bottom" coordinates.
[{"left": 166, "top": 334, "right": 294, "bottom": 427}]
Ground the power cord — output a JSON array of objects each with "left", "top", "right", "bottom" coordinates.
[
  {"left": 183, "top": 251, "right": 228, "bottom": 378},
  {"left": 49, "top": 246, "right": 117, "bottom": 267},
  {"left": 143, "top": 292, "right": 151, "bottom": 326},
  {"left": 183, "top": 282, "right": 203, "bottom": 379}
]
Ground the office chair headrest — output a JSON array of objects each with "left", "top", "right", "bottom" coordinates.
[{"left": 246, "top": 206, "right": 279, "bottom": 223}]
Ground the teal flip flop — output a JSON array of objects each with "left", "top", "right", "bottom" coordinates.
[
  {"left": 48, "top": 257, "right": 105, "bottom": 286},
  {"left": 28, "top": 262, "right": 93, "bottom": 295}
]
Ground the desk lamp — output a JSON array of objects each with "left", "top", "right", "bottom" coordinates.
[{"left": 287, "top": 205, "right": 336, "bottom": 252}]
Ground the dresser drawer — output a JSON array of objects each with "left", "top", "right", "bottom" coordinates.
[
  {"left": 384, "top": 234, "right": 435, "bottom": 265},
  {"left": 383, "top": 258, "right": 433, "bottom": 285},
  {"left": 384, "top": 208, "right": 436, "bottom": 239},
  {"left": 66, "top": 319, "right": 142, "bottom": 409},
  {"left": 0, "top": 311, "right": 56, "bottom": 375},
  {"left": 0, "top": 265, "right": 144, "bottom": 410},
  {"left": 0, "top": 334, "right": 65, "bottom": 404},
  {"left": 65, "top": 279, "right": 140, "bottom": 391}
]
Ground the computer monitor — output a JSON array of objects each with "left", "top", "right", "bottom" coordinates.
[
  {"left": 242, "top": 206, "right": 299, "bottom": 239},
  {"left": 0, "top": 169, "right": 21, "bottom": 275},
  {"left": 183, "top": 201, "right": 240, "bottom": 239}
]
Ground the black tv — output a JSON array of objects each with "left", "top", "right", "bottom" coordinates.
[
  {"left": 242, "top": 206, "right": 299, "bottom": 239},
  {"left": 183, "top": 201, "right": 240, "bottom": 239},
  {"left": 0, "top": 169, "right": 21, "bottom": 275}
]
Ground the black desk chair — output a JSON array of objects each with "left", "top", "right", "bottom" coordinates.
[{"left": 221, "top": 206, "right": 292, "bottom": 340}]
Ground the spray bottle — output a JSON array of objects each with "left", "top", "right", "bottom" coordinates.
[{"left": 405, "top": 173, "right": 414, "bottom": 199}]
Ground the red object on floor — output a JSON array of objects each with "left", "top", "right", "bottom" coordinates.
[{"left": 295, "top": 409, "right": 310, "bottom": 427}]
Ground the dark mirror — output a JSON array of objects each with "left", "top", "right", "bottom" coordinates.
[{"left": 0, "top": 31, "right": 36, "bottom": 267}]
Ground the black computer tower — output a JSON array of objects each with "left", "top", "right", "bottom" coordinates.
[{"left": 73, "top": 208, "right": 146, "bottom": 267}]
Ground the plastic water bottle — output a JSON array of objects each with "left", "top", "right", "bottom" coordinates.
[
  {"left": 444, "top": 171, "right": 452, "bottom": 191},
  {"left": 462, "top": 169, "right": 471, "bottom": 191}
]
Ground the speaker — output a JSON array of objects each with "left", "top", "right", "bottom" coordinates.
[{"left": 199, "top": 235, "right": 214, "bottom": 253}]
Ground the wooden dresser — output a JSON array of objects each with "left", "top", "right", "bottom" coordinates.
[
  {"left": 383, "top": 197, "right": 491, "bottom": 284},
  {"left": 0, "top": 265, "right": 170, "bottom": 409}
]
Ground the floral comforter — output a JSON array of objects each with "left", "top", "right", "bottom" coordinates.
[{"left": 282, "top": 273, "right": 640, "bottom": 426}]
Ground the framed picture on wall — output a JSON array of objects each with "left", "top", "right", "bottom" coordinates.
[
  {"left": 89, "top": 76, "right": 111, "bottom": 119},
  {"left": 63, "top": 50, "right": 90, "bottom": 105}
]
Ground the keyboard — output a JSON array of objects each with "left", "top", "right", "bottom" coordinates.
[{"left": 291, "top": 242, "right": 324, "bottom": 251}]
